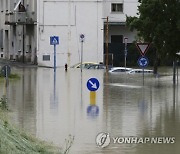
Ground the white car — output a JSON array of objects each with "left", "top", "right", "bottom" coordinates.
[
  {"left": 128, "top": 69, "right": 153, "bottom": 74},
  {"left": 108, "top": 67, "right": 132, "bottom": 73}
]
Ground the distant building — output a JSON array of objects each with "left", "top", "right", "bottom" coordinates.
[
  {"left": 0, "top": 0, "right": 138, "bottom": 67},
  {"left": 0, "top": 0, "right": 37, "bottom": 63},
  {"left": 103, "top": 0, "right": 138, "bottom": 66}
]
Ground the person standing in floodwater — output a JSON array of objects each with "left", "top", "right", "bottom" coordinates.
[{"left": 65, "top": 63, "right": 68, "bottom": 71}]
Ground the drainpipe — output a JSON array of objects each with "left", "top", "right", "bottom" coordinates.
[
  {"left": 22, "top": 24, "right": 25, "bottom": 63},
  {"left": 22, "top": 0, "right": 25, "bottom": 63}
]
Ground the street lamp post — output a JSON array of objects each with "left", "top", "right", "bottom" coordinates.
[
  {"left": 124, "top": 37, "right": 128, "bottom": 72},
  {"left": 80, "top": 34, "right": 85, "bottom": 72}
]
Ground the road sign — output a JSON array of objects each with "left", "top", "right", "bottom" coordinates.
[
  {"left": 50, "top": 36, "right": 59, "bottom": 45},
  {"left": 80, "top": 34, "right": 85, "bottom": 42},
  {"left": 136, "top": 43, "right": 150, "bottom": 56},
  {"left": 138, "top": 56, "right": 149, "bottom": 68},
  {"left": 87, "top": 78, "right": 100, "bottom": 91},
  {"left": 1, "top": 65, "right": 11, "bottom": 78}
]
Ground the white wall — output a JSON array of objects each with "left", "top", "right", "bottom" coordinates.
[{"left": 37, "top": 0, "right": 104, "bottom": 67}]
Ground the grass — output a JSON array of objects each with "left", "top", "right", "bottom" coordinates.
[
  {"left": 0, "top": 73, "right": 20, "bottom": 80},
  {"left": 0, "top": 96, "right": 73, "bottom": 154}
]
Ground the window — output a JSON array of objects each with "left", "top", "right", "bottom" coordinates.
[
  {"left": 113, "top": 69, "right": 126, "bottom": 72},
  {"left": 111, "top": 3, "right": 123, "bottom": 13},
  {"left": 43, "top": 55, "right": 50, "bottom": 61}
]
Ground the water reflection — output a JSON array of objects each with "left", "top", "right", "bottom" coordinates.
[
  {"left": 0, "top": 67, "right": 179, "bottom": 153},
  {"left": 0, "top": 67, "right": 37, "bottom": 135},
  {"left": 87, "top": 92, "right": 99, "bottom": 118}
]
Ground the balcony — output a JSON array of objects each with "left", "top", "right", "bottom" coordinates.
[{"left": 5, "top": 11, "right": 36, "bottom": 25}]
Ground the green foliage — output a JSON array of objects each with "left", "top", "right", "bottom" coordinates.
[
  {"left": 0, "top": 96, "right": 8, "bottom": 110},
  {"left": 126, "top": 0, "right": 180, "bottom": 60},
  {"left": 0, "top": 73, "right": 20, "bottom": 79},
  {"left": 8, "top": 73, "right": 20, "bottom": 79},
  {"left": 0, "top": 112, "right": 62, "bottom": 154}
]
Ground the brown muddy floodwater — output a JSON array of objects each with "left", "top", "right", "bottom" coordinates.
[{"left": 0, "top": 66, "right": 179, "bottom": 154}]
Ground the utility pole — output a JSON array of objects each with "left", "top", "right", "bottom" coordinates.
[{"left": 105, "top": 16, "right": 109, "bottom": 71}]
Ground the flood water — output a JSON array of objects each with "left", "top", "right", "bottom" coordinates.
[{"left": 0, "top": 66, "right": 180, "bottom": 154}]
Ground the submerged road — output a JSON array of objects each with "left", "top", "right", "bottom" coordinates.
[{"left": 0, "top": 66, "right": 179, "bottom": 154}]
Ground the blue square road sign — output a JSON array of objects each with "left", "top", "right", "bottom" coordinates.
[{"left": 50, "top": 36, "right": 59, "bottom": 45}]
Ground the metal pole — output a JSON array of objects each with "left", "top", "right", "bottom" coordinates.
[
  {"left": 53, "top": 66, "right": 56, "bottom": 104},
  {"left": 143, "top": 67, "right": 144, "bottom": 86},
  {"left": 22, "top": 1, "right": 25, "bottom": 63},
  {"left": 124, "top": 37, "right": 128, "bottom": 72},
  {"left": 177, "top": 60, "right": 179, "bottom": 85},
  {"left": 81, "top": 41, "right": 83, "bottom": 72},
  {"left": 173, "top": 61, "right": 176, "bottom": 85},
  {"left": 106, "top": 16, "right": 109, "bottom": 71},
  {"left": 54, "top": 44, "right": 56, "bottom": 72},
  {"left": 22, "top": 25, "right": 25, "bottom": 63},
  {"left": 5, "top": 65, "right": 8, "bottom": 81}
]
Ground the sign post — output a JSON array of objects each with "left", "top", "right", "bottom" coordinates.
[
  {"left": 50, "top": 36, "right": 59, "bottom": 72},
  {"left": 1, "top": 65, "right": 11, "bottom": 103},
  {"left": 86, "top": 78, "right": 100, "bottom": 117},
  {"left": 1, "top": 65, "right": 11, "bottom": 79},
  {"left": 138, "top": 56, "right": 149, "bottom": 85},
  {"left": 136, "top": 42, "right": 150, "bottom": 86},
  {"left": 80, "top": 34, "right": 85, "bottom": 72}
]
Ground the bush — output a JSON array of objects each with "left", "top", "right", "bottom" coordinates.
[{"left": 0, "top": 96, "right": 8, "bottom": 110}]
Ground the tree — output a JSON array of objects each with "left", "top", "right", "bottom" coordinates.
[{"left": 126, "top": 0, "right": 180, "bottom": 74}]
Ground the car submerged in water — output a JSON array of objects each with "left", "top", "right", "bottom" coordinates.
[
  {"left": 108, "top": 67, "right": 133, "bottom": 73},
  {"left": 128, "top": 69, "right": 153, "bottom": 74},
  {"left": 71, "top": 62, "right": 112, "bottom": 70},
  {"left": 87, "top": 64, "right": 106, "bottom": 69},
  {"left": 71, "top": 62, "right": 98, "bottom": 69},
  {"left": 108, "top": 67, "right": 153, "bottom": 74}
]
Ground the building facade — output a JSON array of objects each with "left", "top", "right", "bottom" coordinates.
[
  {"left": 0, "top": 0, "right": 37, "bottom": 63},
  {"left": 37, "top": 0, "right": 103, "bottom": 67},
  {"left": 103, "top": 0, "right": 138, "bottom": 43},
  {"left": 0, "top": 0, "right": 138, "bottom": 67}
]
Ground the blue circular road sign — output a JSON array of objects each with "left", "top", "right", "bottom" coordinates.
[
  {"left": 87, "top": 78, "right": 100, "bottom": 91},
  {"left": 138, "top": 56, "right": 149, "bottom": 68}
]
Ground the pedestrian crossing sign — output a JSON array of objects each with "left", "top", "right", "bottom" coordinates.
[{"left": 50, "top": 36, "right": 59, "bottom": 45}]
